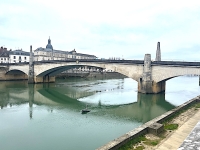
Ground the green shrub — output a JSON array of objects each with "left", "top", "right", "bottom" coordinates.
[
  {"left": 164, "top": 124, "right": 178, "bottom": 130},
  {"left": 195, "top": 103, "right": 200, "bottom": 108}
]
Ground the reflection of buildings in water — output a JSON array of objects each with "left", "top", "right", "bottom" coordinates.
[
  {"left": 0, "top": 81, "right": 28, "bottom": 108},
  {"left": 0, "top": 82, "right": 60, "bottom": 119},
  {"left": 0, "top": 91, "right": 9, "bottom": 109}
]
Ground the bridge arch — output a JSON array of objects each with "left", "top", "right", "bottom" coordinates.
[
  {"left": 5, "top": 69, "right": 28, "bottom": 80},
  {"left": 34, "top": 62, "right": 143, "bottom": 83},
  {"left": 152, "top": 66, "right": 200, "bottom": 83},
  {"left": 36, "top": 65, "right": 104, "bottom": 77},
  {"left": 6, "top": 69, "right": 27, "bottom": 75}
]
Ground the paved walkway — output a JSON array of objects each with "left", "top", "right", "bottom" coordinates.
[
  {"left": 178, "top": 121, "right": 200, "bottom": 150},
  {"left": 155, "top": 109, "right": 200, "bottom": 150}
]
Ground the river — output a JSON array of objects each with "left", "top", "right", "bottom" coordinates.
[{"left": 0, "top": 76, "right": 200, "bottom": 150}]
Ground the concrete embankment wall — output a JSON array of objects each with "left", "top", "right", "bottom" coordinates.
[
  {"left": 97, "top": 96, "right": 200, "bottom": 150},
  {"left": 87, "top": 72, "right": 127, "bottom": 78},
  {"left": 57, "top": 72, "right": 127, "bottom": 79}
]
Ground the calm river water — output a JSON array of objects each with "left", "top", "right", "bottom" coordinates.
[{"left": 0, "top": 76, "right": 200, "bottom": 150}]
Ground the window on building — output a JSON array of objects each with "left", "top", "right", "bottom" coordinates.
[{"left": 14, "top": 56, "right": 16, "bottom": 59}]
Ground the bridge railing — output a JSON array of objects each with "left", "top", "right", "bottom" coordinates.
[
  {"left": 152, "top": 61, "right": 200, "bottom": 66},
  {"left": 33, "top": 59, "right": 145, "bottom": 64},
  {"left": 0, "top": 62, "right": 29, "bottom": 66},
  {"left": 2, "top": 59, "right": 200, "bottom": 67}
]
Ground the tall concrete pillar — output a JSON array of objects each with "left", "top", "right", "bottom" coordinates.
[
  {"left": 199, "top": 76, "right": 200, "bottom": 86},
  {"left": 28, "top": 45, "right": 34, "bottom": 83},
  {"left": 138, "top": 54, "right": 152, "bottom": 93},
  {"left": 138, "top": 54, "right": 165, "bottom": 94},
  {"left": 155, "top": 42, "right": 161, "bottom": 61}
]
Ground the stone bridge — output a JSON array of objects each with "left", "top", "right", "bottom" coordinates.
[{"left": 1, "top": 53, "right": 200, "bottom": 94}]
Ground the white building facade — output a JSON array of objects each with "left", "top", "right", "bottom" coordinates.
[
  {"left": 1, "top": 37, "right": 96, "bottom": 63},
  {"left": 9, "top": 49, "right": 30, "bottom": 63},
  {"left": 34, "top": 38, "right": 97, "bottom": 61}
]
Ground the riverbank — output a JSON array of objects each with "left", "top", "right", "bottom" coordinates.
[
  {"left": 97, "top": 96, "right": 200, "bottom": 150},
  {"left": 127, "top": 102, "right": 200, "bottom": 150},
  {"left": 156, "top": 107, "right": 200, "bottom": 150}
]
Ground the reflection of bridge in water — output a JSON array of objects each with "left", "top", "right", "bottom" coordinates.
[
  {"left": 98, "top": 93, "right": 175, "bottom": 123},
  {"left": 0, "top": 81, "right": 175, "bottom": 122}
]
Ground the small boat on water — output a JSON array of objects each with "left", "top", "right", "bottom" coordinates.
[
  {"left": 81, "top": 105, "right": 90, "bottom": 114},
  {"left": 81, "top": 109, "right": 90, "bottom": 113}
]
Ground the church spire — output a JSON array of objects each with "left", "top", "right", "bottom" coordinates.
[{"left": 48, "top": 36, "right": 51, "bottom": 44}]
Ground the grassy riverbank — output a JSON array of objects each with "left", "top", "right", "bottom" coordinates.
[{"left": 119, "top": 103, "right": 200, "bottom": 150}]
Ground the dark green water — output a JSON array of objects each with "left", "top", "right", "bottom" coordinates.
[{"left": 0, "top": 76, "right": 199, "bottom": 150}]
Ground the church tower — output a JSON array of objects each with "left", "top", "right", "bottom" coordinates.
[
  {"left": 46, "top": 37, "right": 54, "bottom": 60},
  {"left": 155, "top": 42, "right": 161, "bottom": 61},
  {"left": 46, "top": 37, "right": 53, "bottom": 50}
]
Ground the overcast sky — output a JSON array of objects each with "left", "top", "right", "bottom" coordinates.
[{"left": 1, "top": 0, "right": 200, "bottom": 60}]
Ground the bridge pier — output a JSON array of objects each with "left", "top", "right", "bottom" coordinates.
[
  {"left": 28, "top": 45, "right": 34, "bottom": 83},
  {"left": 138, "top": 54, "right": 165, "bottom": 94},
  {"left": 28, "top": 45, "right": 55, "bottom": 84},
  {"left": 34, "top": 76, "right": 55, "bottom": 83}
]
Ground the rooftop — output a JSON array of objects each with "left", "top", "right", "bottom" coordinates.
[{"left": 9, "top": 49, "right": 30, "bottom": 56}]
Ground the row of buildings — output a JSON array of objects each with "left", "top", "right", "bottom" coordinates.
[
  {"left": 0, "top": 47, "right": 29, "bottom": 63},
  {"left": 0, "top": 38, "right": 97, "bottom": 63}
]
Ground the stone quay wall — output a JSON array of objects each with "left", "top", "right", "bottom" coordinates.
[{"left": 97, "top": 96, "right": 200, "bottom": 150}]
